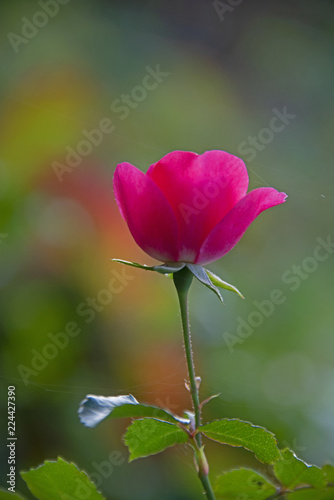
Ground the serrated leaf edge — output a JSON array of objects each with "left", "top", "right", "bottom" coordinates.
[
  {"left": 200, "top": 418, "right": 282, "bottom": 464},
  {"left": 20, "top": 457, "right": 106, "bottom": 499},
  {"left": 123, "top": 418, "right": 189, "bottom": 462}
]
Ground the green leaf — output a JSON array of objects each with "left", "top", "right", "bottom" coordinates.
[
  {"left": 78, "top": 394, "right": 190, "bottom": 428},
  {"left": 112, "top": 259, "right": 185, "bottom": 274},
  {"left": 21, "top": 457, "right": 105, "bottom": 500},
  {"left": 124, "top": 418, "right": 188, "bottom": 461},
  {"left": 0, "top": 491, "right": 27, "bottom": 500},
  {"left": 215, "top": 468, "right": 277, "bottom": 500},
  {"left": 206, "top": 270, "right": 245, "bottom": 299},
  {"left": 186, "top": 264, "right": 224, "bottom": 304},
  {"left": 200, "top": 419, "right": 281, "bottom": 464},
  {"left": 287, "top": 488, "right": 334, "bottom": 500},
  {"left": 274, "top": 449, "right": 326, "bottom": 490},
  {"left": 323, "top": 464, "right": 334, "bottom": 483}
]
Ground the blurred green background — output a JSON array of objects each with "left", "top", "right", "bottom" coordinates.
[{"left": 1, "top": 0, "right": 334, "bottom": 498}]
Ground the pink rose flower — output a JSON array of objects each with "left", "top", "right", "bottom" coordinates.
[{"left": 113, "top": 150, "right": 287, "bottom": 265}]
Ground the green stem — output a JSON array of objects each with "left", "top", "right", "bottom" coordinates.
[
  {"left": 199, "top": 473, "right": 216, "bottom": 500},
  {"left": 174, "top": 267, "right": 216, "bottom": 500},
  {"left": 174, "top": 270, "right": 201, "bottom": 435}
]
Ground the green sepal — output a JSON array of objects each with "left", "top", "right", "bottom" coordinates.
[
  {"left": 78, "top": 394, "right": 190, "bottom": 428},
  {"left": 186, "top": 264, "right": 224, "bottom": 304},
  {"left": 200, "top": 418, "right": 281, "bottom": 464},
  {"left": 206, "top": 269, "right": 244, "bottom": 299},
  {"left": 214, "top": 468, "right": 277, "bottom": 500},
  {"left": 112, "top": 259, "right": 185, "bottom": 274},
  {"left": 112, "top": 260, "right": 244, "bottom": 302},
  {"left": 273, "top": 449, "right": 327, "bottom": 490},
  {"left": 124, "top": 418, "right": 188, "bottom": 461}
]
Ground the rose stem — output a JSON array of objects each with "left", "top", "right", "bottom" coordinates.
[{"left": 173, "top": 267, "right": 216, "bottom": 500}]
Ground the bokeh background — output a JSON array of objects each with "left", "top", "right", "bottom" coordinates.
[{"left": 1, "top": 0, "right": 334, "bottom": 498}]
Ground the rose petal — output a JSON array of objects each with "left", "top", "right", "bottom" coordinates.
[
  {"left": 196, "top": 188, "right": 287, "bottom": 265},
  {"left": 113, "top": 162, "right": 179, "bottom": 262},
  {"left": 147, "top": 150, "right": 249, "bottom": 262}
]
